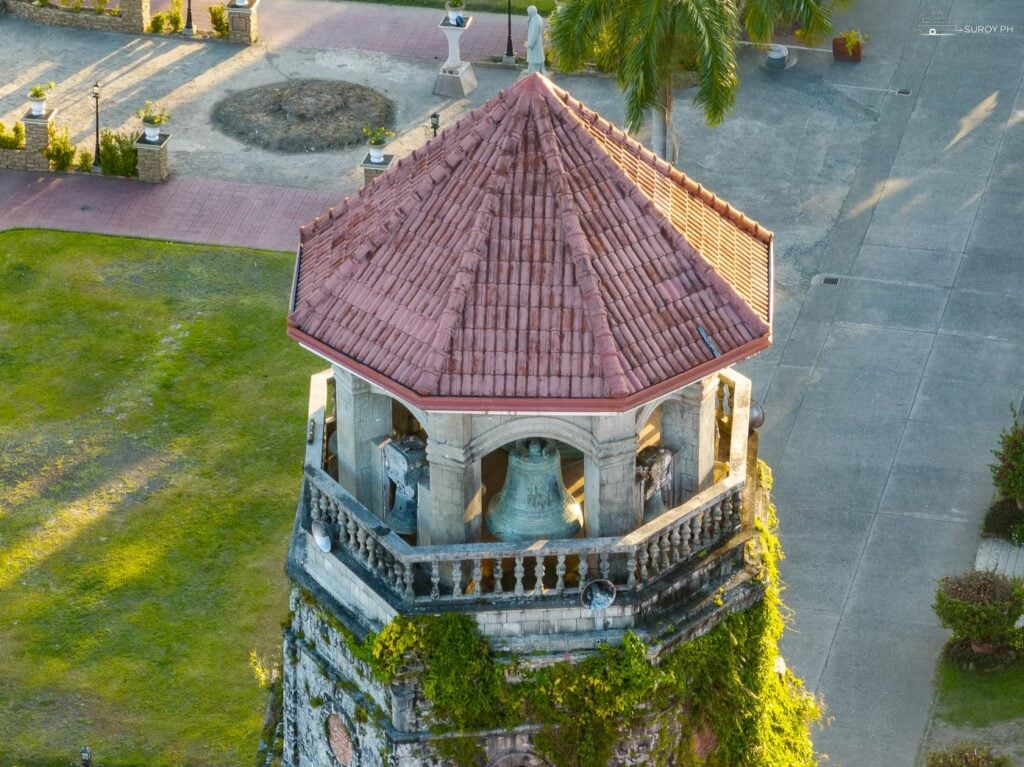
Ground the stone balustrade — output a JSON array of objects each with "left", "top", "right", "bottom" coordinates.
[{"left": 300, "top": 368, "right": 752, "bottom": 609}]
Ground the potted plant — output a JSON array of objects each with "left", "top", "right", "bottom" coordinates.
[
  {"left": 444, "top": 0, "right": 464, "bottom": 24},
  {"left": 992, "top": 404, "right": 1024, "bottom": 511},
  {"left": 27, "top": 82, "right": 55, "bottom": 116},
  {"left": 363, "top": 125, "right": 395, "bottom": 164},
  {"left": 932, "top": 570, "right": 1024, "bottom": 654},
  {"left": 832, "top": 30, "right": 867, "bottom": 62},
  {"left": 134, "top": 100, "right": 170, "bottom": 141}
]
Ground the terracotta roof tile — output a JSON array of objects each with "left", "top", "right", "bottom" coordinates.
[{"left": 289, "top": 74, "right": 772, "bottom": 413}]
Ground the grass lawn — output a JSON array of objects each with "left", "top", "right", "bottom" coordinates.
[
  {"left": 0, "top": 229, "right": 316, "bottom": 767},
  {"left": 936, "top": 659, "right": 1024, "bottom": 727}
]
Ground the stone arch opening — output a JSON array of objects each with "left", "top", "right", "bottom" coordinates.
[{"left": 382, "top": 398, "right": 429, "bottom": 540}]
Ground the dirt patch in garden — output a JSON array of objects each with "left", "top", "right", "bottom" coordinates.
[
  {"left": 922, "top": 719, "right": 1024, "bottom": 766},
  {"left": 211, "top": 79, "right": 395, "bottom": 153}
]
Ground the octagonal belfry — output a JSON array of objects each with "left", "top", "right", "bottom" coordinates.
[{"left": 282, "top": 74, "right": 775, "bottom": 767}]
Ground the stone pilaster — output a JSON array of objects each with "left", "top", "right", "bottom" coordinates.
[
  {"left": 332, "top": 366, "right": 392, "bottom": 519},
  {"left": 134, "top": 133, "right": 170, "bottom": 183},
  {"left": 20, "top": 110, "right": 53, "bottom": 172},
  {"left": 226, "top": 0, "right": 259, "bottom": 45}
]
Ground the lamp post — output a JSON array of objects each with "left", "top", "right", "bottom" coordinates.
[
  {"left": 430, "top": 112, "right": 440, "bottom": 138},
  {"left": 504, "top": 0, "right": 513, "bottom": 60},
  {"left": 183, "top": 0, "right": 195, "bottom": 35},
  {"left": 80, "top": 746, "right": 92, "bottom": 767},
  {"left": 91, "top": 83, "right": 100, "bottom": 170}
]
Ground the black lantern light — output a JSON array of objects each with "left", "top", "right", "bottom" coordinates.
[
  {"left": 80, "top": 745, "right": 92, "bottom": 767},
  {"left": 184, "top": 0, "right": 195, "bottom": 36},
  {"left": 91, "top": 83, "right": 100, "bottom": 170},
  {"left": 505, "top": 0, "right": 514, "bottom": 59},
  {"left": 429, "top": 112, "right": 440, "bottom": 138}
]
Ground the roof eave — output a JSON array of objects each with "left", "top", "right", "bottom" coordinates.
[{"left": 287, "top": 324, "right": 771, "bottom": 415}]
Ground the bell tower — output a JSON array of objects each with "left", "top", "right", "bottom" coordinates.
[{"left": 281, "top": 74, "right": 775, "bottom": 767}]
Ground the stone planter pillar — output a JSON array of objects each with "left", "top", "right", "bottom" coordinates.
[
  {"left": 120, "top": 0, "right": 151, "bottom": 33},
  {"left": 226, "top": 0, "right": 260, "bottom": 45},
  {"left": 434, "top": 16, "right": 477, "bottom": 97},
  {"left": 22, "top": 109, "right": 56, "bottom": 172},
  {"left": 359, "top": 152, "right": 395, "bottom": 186},
  {"left": 134, "top": 133, "right": 170, "bottom": 183}
]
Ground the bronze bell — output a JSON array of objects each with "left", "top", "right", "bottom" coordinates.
[{"left": 486, "top": 439, "right": 583, "bottom": 541}]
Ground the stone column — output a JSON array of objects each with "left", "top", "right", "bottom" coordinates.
[
  {"left": 661, "top": 377, "right": 718, "bottom": 500},
  {"left": 434, "top": 16, "right": 478, "bottom": 97},
  {"left": 226, "top": 0, "right": 259, "bottom": 44},
  {"left": 588, "top": 412, "right": 641, "bottom": 538},
  {"left": 332, "top": 366, "right": 392, "bottom": 519},
  {"left": 419, "top": 413, "right": 480, "bottom": 545},
  {"left": 22, "top": 110, "right": 54, "bottom": 172},
  {"left": 134, "top": 133, "right": 170, "bottom": 183},
  {"left": 119, "top": 0, "right": 150, "bottom": 34}
]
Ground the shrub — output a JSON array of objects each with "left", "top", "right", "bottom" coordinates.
[
  {"left": 43, "top": 124, "right": 76, "bottom": 171},
  {"left": 926, "top": 741, "right": 1011, "bottom": 767},
  {"left": 167, "top": 0, "right": 183, "bottom": 31},
  {"left": 28, "top": 81, "right": 55, "bottom": 99},
  {"left": 148, "top": 11, "right": 165, "bottom": 32},
  {"left": 75, "top": 150, "right": 93, "bottom": 171},
  {"left": 983, "top": 497, "right": 1024, "bottom": 539},
  {"left": 992, "top": 404, "right": 1024, "bottom": 509},
  {"left": 209, "top": 4, "right": 229, "bottom": 37},
  {"left": 134, "top": 100, "right": 170, "bottom": 125},
  {"left": 0, "top": 122, "right": 26, "bottom": 150},
  {"left": 69, "top": 0, "right": 84, "bottom": 12},
  {"left": 933, "top": 570, "right": 1024, "bottom": 646},
  {"left": 98, "top": 129, "right": 138, "bottom": 177},
  {"left": 93, "top": 0, "right": 107, "bottom": 13}
]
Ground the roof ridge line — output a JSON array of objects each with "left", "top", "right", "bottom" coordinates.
[
  {"left": 533, "top": 90, "right": 632, "bottom": 399},
  {"left": 411, "top": 97, "right": 529, "bottom": 394}
]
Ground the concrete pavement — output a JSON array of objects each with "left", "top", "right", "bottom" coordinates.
[{"left": 3, "top": 0, "right": 1024, "bottom": 764}]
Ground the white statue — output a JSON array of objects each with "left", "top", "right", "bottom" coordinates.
[{"left": 525, "top": 5, "right": 545, "bottom": 75}]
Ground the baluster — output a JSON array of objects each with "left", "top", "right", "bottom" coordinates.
[
  {"left": 430, "top": 561, "right": 441, "bottom": 600},
  {"left": 321, "top": 495, "right": 334, "bottom": 525},
  {"left": 384, "top": 552, "right": 397, "bottom": 589},
  {"left": 346, "top": 515, "right": 358, "bottom": 552},
  {"left": 659, "top": 532, "right": 671, "bottom": 570},
  {"left": 700, "top": 509, "right": 712, "bottom": 548},
  {"left": 356, "top": 528, "right": 368, "bottom": 566},
  {"left": 534, "top": 557, "right": 545, "bottom": 596},
  {"left": 578, "top": 555, "right": 589, "bottom": 589},
  {"left": 670, "top": 526, "right": 682, "bottom": 563},
  {"left": 366, "top": 537, "right": 378, "bottom": 573},
  {"left": 403, "top": 562, "right": 415, "bottom": 601},
  {"left": 625, "top": 552, "right": 637, "bottom": 589},
  {"left": 514, "top": 556, "right": 525, "bottom": 596},
  {"left": 599, "top": 552, "right": 610, "bottom": 580},
  {"left": 731, "top": 491, "right": 742, "bottom": 529},
  {"left": 638, "top": 547, "right": 649, "bottom": 583},
  {"left": 309, "top": 484, "right": 322, "bottom": 521},
  {"left": 555, "top": 555, "right": 566, "bottom": 595},
  {"left": 452, "top": 561, "right": 464, "bottom": 597},
  {"left": 679, "top": 520, "right": 692, "bottom": 557},
  {"left": 712, "top": 500, "right": 724, "bottom": 539},
  {"left": 690, "top": 515, "right": 703, "bottom": 552},
  {"left": 494, "top": 558, "right": 504, "bottom": 595},
  {"left": 472, "top": 559, "right": 483, "bottom": 596},
  {"left": 648, "top": 537, "right": 660, "bottom": 575}
]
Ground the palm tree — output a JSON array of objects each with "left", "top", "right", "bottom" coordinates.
[{"left": 550, "top": 0, "right": 845, "bottom": 162}]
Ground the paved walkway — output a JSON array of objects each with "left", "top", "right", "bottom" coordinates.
[
  {"left": 3, "top": 1, "right": 1024, "bottom": 766},
  {"left": 977, "top": 538, "right": 1024, "bottom": 578}
]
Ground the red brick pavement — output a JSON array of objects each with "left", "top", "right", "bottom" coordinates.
[
  {"left": 0, "top": 170, "right": 337, "bottom": 251},
  {"left": 148, "top": 0, "right": 529, "bottom": 62}
]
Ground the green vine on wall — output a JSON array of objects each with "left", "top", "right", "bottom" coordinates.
[{"left": 295, "top": 460, "right": 819, "bottom": 767}]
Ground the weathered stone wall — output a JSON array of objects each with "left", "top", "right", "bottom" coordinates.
[
  {"left": 0, "top": 114, "right": 52, "bottom": 173},
  {"left": 6, "top": 0, "right": 141, "bottom": 33}
]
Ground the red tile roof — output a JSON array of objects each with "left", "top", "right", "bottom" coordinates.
[{"left": 289, "top": 74, "right": 772, "bottom": 413}]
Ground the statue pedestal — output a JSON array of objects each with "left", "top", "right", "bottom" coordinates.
[{"left": 434, "top": 16, "right": 477, "bottom": 97}]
